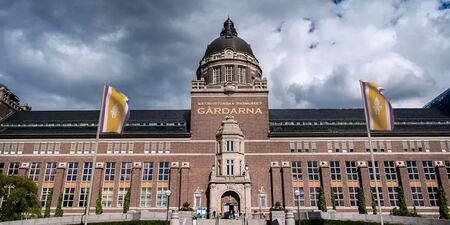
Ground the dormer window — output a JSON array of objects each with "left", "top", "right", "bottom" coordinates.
[
  {"left": 225, "top": 66, "right": 233, "bottom": 82},
  {"left": 226, "top": 141, "right": 234, "bottom": 152}
]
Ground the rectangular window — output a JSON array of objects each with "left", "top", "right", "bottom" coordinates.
[
  {"left": 422, "top": 161, "right": 436, "bottom": 180},
  {"left": 143, "top": 162, "right": 154, "bottom": 181},
  {"left": 156, "top": 186, "right": 169, "bottom": 208},
  {"left": 293, "top": 187, "right": 305, "bottom": 206},
  {"left": 44, "top": 162, "right": 57, "bottom": 181},
  {"left": 82, "top": 162, "right": 93, "bottom": 181},
  {"left": 226, "top": 141, "right": 234, "bottom": 152},
  {"left": 213, "top": 67, "right": 221, "bottom": 84},
  {"left": 66, "top": 162, "right": 78, "bottom": 181},
  {"left": 388, "top": 187, "right": 399, "bottom": 207},
  {"left": 158, "top": 162, "right": 170, "bottom": 181},
  {"left": 226, "top": 159, "right": 234, "bottom": 176},
  {"left": 371, "top": 187, "right": 384, "bottom": 206},
  {"left": 309, "top": 187, "right": 320, "bottom": 206},
  {"left": 117, "top": 187, "right": 129, "bottom": 207},
  {"left": 29, "top": 162, "right": 41, "bottom": 181},
  {"left": 308, "top": 161, "right": 319, "bottom": 181},
  {"left": 195, "top": 195, "right": 201, "bottom": 208},
  {"left": 0, "top": 162, "right": 4, "bottom": 174},
  {"left": 330, "top": 161, "right": 341, "bottom": 180},
  {"left": 292, "top": 161, "right": 302, "bottom": 180},
  {"left": 348, "top": 187, "right": 359, "bottom": 207},
  {"left": 102, "top": 187, "right": 113, "bottom": 207},
  {"left": 78, "top": 188, "right": 90, "bottom": 207},
  {"left": 238, "top": 67, "right": 246, "bottom": 83},
  {"left": 407, "top": 161, "right": 419, "bottom": 180},
  {"left": 428, "top": 187, "right": 438, "bottom": 206},
  {"left": 411, "top": 187, "right": 424, "bottom": 206},
  {"left": 446, "top": 161, "right": 450, "bottom": 179},
  {"left": 346, "top": 161, "right": 358, "bottom": 181},
  {"left": 140, "top": 187, "right": 152, "bottom": 208},
  {"left": 104, "top": 162, "right": 116, "bottom": 181},
  {"left": 225, "top": 66, "right": 233, "bottom": 81},
  {"left": 63, "top": 188, "right": 75, "bottom": 207},
  {"left": 259, "top": 195, "right": 267, "bottom": 208},
  {"left": 41, "top": 188, "right": 53, "bottom": 207},
  {"left": 368, "top": 161, "right": 380, "bottom": 180},
  {"left": 332, "top": 187, "right": 344, "bottom": 207},
  {"left": 120, "top": 162, "right": 132, "bottom": 181},
  {"left": 8, "top": 162, "right": 19, "bottom": 175},
  {"left": 384, "top": 161, "right": 397, "bottom": 180}
]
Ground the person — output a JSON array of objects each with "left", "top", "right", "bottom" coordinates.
[{"left": 213, "top": 210, "right": 216, "bottom": 218}]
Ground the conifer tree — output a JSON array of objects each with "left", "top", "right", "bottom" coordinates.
[
  {"left": 371, "top": 192, "right": 377, "bottom": 215},
  {"left": 96, "top": 189, "right": 103, "bottom": 215},
  {"left": 123, "top": 188, "right": 131, "bottom": 213},
  {"left": 318, "top": 187, "right": 327, "bottom": 212},
  {"left": 397, "top": 186, "right": 408, "bottom": 216},
  {"left": 54, "top": 193, "right": 64, "bottom": 217},
  {"left": 438, "top": 187, "right": 449, "bottom": 219},
  {"left": 330, "top": 188, "right": 336, "bottom": 210},
  {"left": 44, "top": 189, "right": 53, "bottom": 218},
  {"left": 357, "top": 187, "right": 367, "bottom": 214}
]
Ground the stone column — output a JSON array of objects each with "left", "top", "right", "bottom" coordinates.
[
  {"left": 358, "top": 161, "right": 372, "bottom": 208},
  {"left": 436, "top": 161, "right": 450, "bottom": 206},
  {"left": 52, "top": 162, "right": 67, "bottom": 206},
  {"left": 169, "top": 162, "right": 180, "bottom": 208},
  {"left": 131, "top": 162, "right": 142, "bottom": 208},
  {"left": 180, "top": 162, "right": 190, "bottom": 206},
  {"left": 319, "top": 161, "right": 332, "bottom": 207},
  {"left": 397, "top": 161, "right": 413, "bottom": 206},
  {"left": 281, "top": 161, "right": 293, "bottom": 208},
  {"left": 270, "top": 162, "right": 283, "bottom": 206},
  {"left": 89, "top": 162, "right": 104, "bottom": 214}
]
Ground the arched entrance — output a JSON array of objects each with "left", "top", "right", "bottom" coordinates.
[{"left": 221, "top": 191, "right": 240, "bottom": 219}]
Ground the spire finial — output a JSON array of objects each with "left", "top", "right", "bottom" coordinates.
[{"left": 220, "top": 17, "right": 238, "bottom": 37}]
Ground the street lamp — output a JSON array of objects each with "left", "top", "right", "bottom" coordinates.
[
  {"left": 294, "top": 189, "right": 301, "bottom": 225},
  {"left": 165, "top": 190, "right": 172, "bottom": 225}
]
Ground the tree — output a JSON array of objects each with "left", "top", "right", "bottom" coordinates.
[
  {"left": 357, "top": 187, "right": 367, "bottom": 214},
  {"left": 438, "top": 187, "right": 449, "bottom": 219},
  {"left": 371, "top": 192, "right": 377, "bottom": 215},
  {"left": 123, "top": 188, "right": 131, "bottom": 213},
  {"left": 318, "top": 187, "right": 327, "bottom": 212},
  {"left": 330, "top": 188, "right": 336, "bottom": 210},
  {"left": 44, "top": 189, "right": 53, "bottom": 218},
  {"left": 397, "top": 187, "right": 408, "bottom": 216},
  {"left": 0, "top": 174, "right": 41, "bottom": 221},
  {"left": 96, "top": 189, "right": 103, "bottom": 215},
  {"left": 54, "top": 193, "right": 64, "bottom": 217}
]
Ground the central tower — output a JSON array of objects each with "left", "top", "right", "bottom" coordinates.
[{"left": 191, "top": 18, "right": 269, "bottom": 140}]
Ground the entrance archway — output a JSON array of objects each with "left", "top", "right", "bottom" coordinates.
[{"left": 221, "top": 191, "right": 240, "bottom": 219}]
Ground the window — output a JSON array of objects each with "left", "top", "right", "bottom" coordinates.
[
  {"left": 330, "top": 161, "right": 341, "bottom": 180},
  {"left": 346, "top": 161, "right": 358, "bottom": 181},
  {"left": 41, "top": 188, "right": 53, "bottom": 207},
  {"left": 349, "top": 187, "right": 359, "bottom": 207},
  {"left": 407, "top": 161, "right": 419, "bottom": 180},
  {"left": 446, "top": 161, "right": 450, "bottom": 179},
  {"left": 82, "top": 162, "right": 93, "bottom": 181},
  {"left": 368, "top": 161, "right": 380, "bottom": 180},
  {"left": 259, "top": 194, "right": 267, "bottom": 208},
  {"left": 310, "top": 187, "right": 320, "bottom": 206},
  {"left": 292, "top": 161, "right": 302, "bottom": 180},
  {"left": 226, "top": 141, "right": 234, "bottom": 152},
  {"left": 308, "top": 161, "right": 319, "bottom": 181},
  {"left": 158, "top": 162, "right": 170, "bottom": 181},
  {"left": 226, "top": 160, "right": 234, "bottom": 176},
  {"left": 332, "top": 187, "right": 344, "bottom": 207},
  {"left": 102, "top": 187, "right": 113, "bottom": 207},
  {"left": 44, "top": 162, "right": 57, "bottom": 181},
  {"left": 213, "top": 67, "right": 221, "bottom": 84},
  {"left": 117, "top": 187, "right": 129, "bottom": 207},
  {"left": 428, "top": 187, "right": 438, "bottom": 206},
  {"left": 8, "top": 162, "right": 19, "bottom": 175},
  {"left": 225, "top": 66, "right": 233, "bottom": 81},
  {"left": 293, "top": 187, "right": 305, "bottom": 206},
  {"left": 66, "top": 162, "right": 78, "bottom": 181},
  {"left": 384, "top": 161, "right": 397, "bottom": 180},
  {"left": 29, "top": 162, "right": 41, "bottom": 181},
  {"left": 422, "top": 161, "right": 436, "bottom": 180},
  {"left": 371, "top": 187, "right": 384, "bottom": 206},
  {"left": 140, "top": 187, "right": 152, "bottom": 207},
  {"left": 388, "top": 187, "right": 399, "bottom": 207},
  {"left": 120, "top": 162, "right": 132, "bottom": 181},
  {"left": 411, "top": 187, "right": 424, "bottom": 206},
  {"left": 238, "top": 67, "right": 246, "bottom": 83},
  {"left": 78, "top": 188, "right": 89, "bottom": 207},
  {"left": 143, "top": 162, "right": 154, "bottom": 181},
  {"left": 0, "top": 162, "right": 4, "bottom": 174},
  {"left": 104, "top": 162, "right": 116, "bottom": 181},
  {"left": 156, "top": 186, "right": 169, "bottom": 207},
  {"left": 63, "top": 188, "right": 75, "bottom": 207}
]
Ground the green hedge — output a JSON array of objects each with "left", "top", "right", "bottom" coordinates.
[
  {"left": 296, "top": 220, "right": 402, "bottom": 225},
  {"left": 86, "top": 221, "right": 167, "bottom": 225}
]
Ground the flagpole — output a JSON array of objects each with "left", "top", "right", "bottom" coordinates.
[
  {"left": 360, "top": 81, "right": 384, "bottom": 225},
  {"left": 84, "top": 84, "right": 107, "bottom": 225}
]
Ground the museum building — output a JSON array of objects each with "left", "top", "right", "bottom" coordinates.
[{"left": 0, "top": 18, "right": 450, "bottom": 218}]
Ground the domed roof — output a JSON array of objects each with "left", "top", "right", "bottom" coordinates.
[
  {"left": 0, "top": 83, "right": 9, "bottom": 90},
  {"left": 203, "top": 18, "right": 255, "bottom": 58}
]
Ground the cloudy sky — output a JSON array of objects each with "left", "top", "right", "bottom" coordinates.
[{"left": 0, "top": 0, "right": 449, "bottom": 110}]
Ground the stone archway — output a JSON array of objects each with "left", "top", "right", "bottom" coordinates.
[{"left": 221, "top": 191, "right": 240, "bottom": 219}]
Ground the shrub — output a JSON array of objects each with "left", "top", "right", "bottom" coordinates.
[
  {"left": 123, "top": 189, "right": 131, "bottom": 213},
  {"left": 44, "top": 189, "right": 53, "bottom": 218},
  {"left": 96, "top": 189, "right": 103, "bottom": 215},
  {"left": 318, "top": 187, "right": 327, "bottom": 212},
  {"left": 371, "top": 192, "right": 377, "bottom": 215},
  {"left": 438, "top": 187, "right": 449, "bottom": 219},
  {"left": 357, "top": 187, "right": 367, "bottom": 214},
  {"left": 330, "top": 188, "right": 336, "bottom": 210},
  {"left": 55, "top": 193, "right": 64, "bottom": 217},
  {"left": 270, "top": 201, "right": 284, "bottom": 211},
  {"left": 180, "top": 202, "right": 194, "bottom": 211}
]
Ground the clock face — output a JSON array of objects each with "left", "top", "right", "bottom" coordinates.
[{"left": 225, "top": 49, "right": 233, "bottom": 57}]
